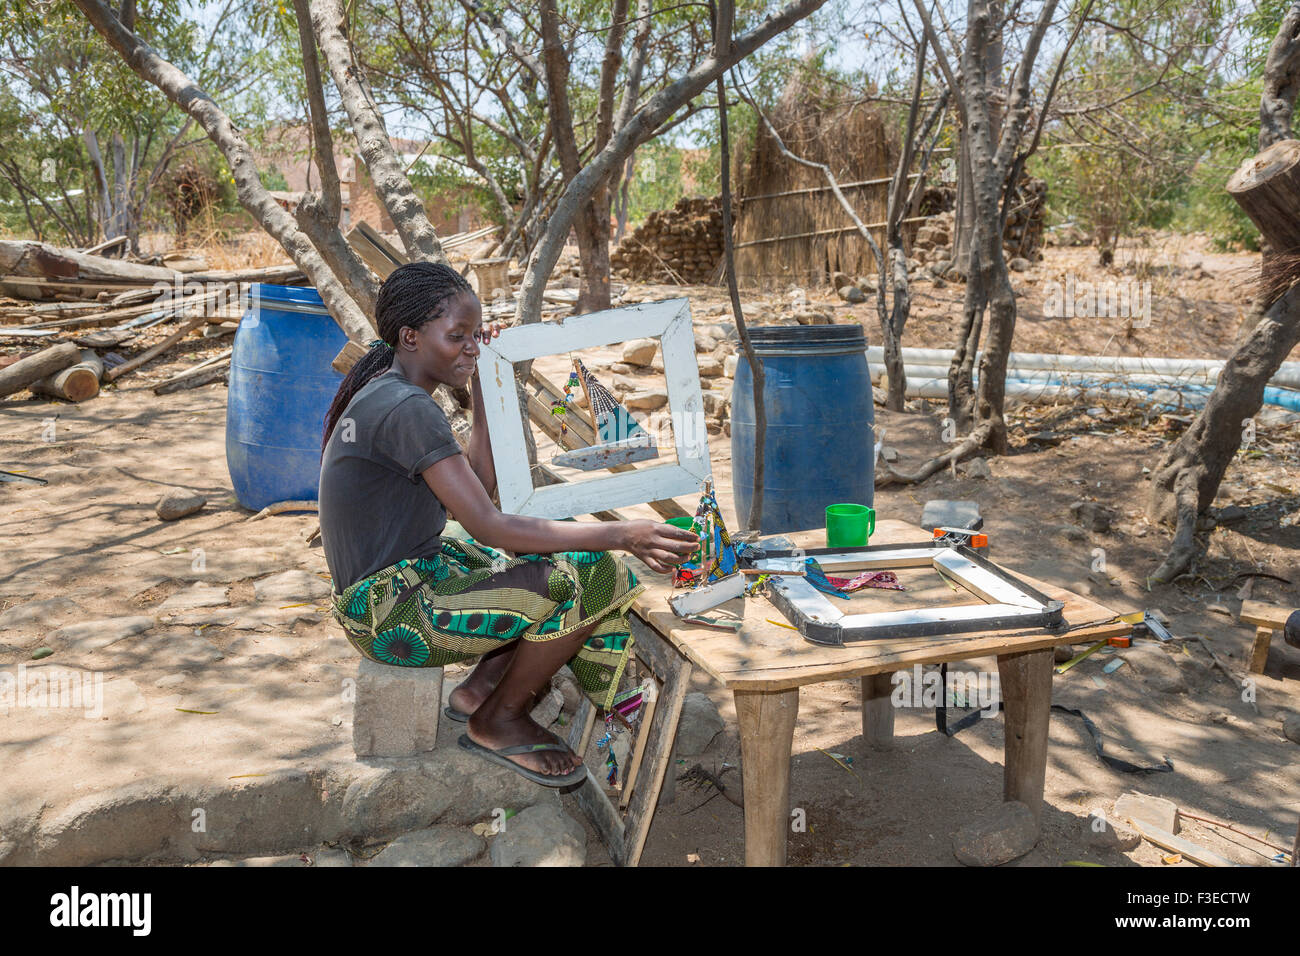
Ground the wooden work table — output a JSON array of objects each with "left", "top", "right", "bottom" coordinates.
[{"left": 626, "top": 518, "right": 1131, "bottom": 867}]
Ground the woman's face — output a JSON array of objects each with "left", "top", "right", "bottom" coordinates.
[{"left": 399, "top": 292, "right": 483, "bottom": 387}]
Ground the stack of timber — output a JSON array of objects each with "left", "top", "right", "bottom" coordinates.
[{"left": 0, "top": 241, "right": 302, "bottom": 403}]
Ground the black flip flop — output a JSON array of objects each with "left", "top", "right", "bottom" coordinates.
[
  {"left": 443, "top": 705, "right": 470, "bottom": 722},
  {"left": 457, "top": 734, "right": 588, "bottom": 788}
]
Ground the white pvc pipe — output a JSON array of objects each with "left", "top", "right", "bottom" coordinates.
[
  {"left": 866, "top": 346, "right": 1300, "bottom": 389},
  {"left": 871, "top": 363, "right": 1223, "bottom": 389},
  {"left": 899, "top": 375, "right": 1212, "bottom": 410}
]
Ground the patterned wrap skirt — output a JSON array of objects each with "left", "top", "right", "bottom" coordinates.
[{"left": 331, "top": 536, "right": 645, "bottom": 710}]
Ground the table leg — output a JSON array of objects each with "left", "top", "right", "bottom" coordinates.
[
  {"left": 861, "top": 671, "right": 896, "bottom": 747},
  {"left": 1249, "top": 626, "right": 1272, "bottom": 675},
  {"left": 997, "top": 648, "right": 1052, "bottom": 826},
  {"left": 735, "top": 687, "right": 799, "bottom": 867}
]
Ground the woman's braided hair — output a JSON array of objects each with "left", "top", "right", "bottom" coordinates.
[{"left": 321, "top": 261, "right": 474, "bottom": 452}]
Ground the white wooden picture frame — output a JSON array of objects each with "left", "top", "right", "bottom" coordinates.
[{"left": 477, "top": 297, "right": 711, "bottom": 518}]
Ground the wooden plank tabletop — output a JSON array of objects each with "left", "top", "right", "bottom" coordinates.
[{"left": 628, "top": 518, "right": 1131, "bottom": 691}]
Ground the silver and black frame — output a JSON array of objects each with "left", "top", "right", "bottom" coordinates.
[{"left": 747, "top": 541, "right": 1066, "bottom": 647}]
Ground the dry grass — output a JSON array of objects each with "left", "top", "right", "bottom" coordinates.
[{"left": 733, "top": 75, "right": 896, "bottom": 290}]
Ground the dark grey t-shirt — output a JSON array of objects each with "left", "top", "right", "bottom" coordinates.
[{"left": 319, "top": 368, "right": 462, "bottom": 589}]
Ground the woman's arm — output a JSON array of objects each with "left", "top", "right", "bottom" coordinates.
[
  {"left": 463, "top": 371, "right": 497, "bottom": 500},
  {"left": 422, "top": 454, "right": 697, "bottom": 573}
]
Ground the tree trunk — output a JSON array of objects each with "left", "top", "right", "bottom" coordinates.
[
  {"left": 1148, "top": 138, "right": 1300, "bottom": 581},
  {"left": 882, "top": 241, "right": 909, "bottom": 410}
]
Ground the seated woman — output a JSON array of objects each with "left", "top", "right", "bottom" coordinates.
[{"left": 319, "top": 262, "right": 698, "bottom": 787}]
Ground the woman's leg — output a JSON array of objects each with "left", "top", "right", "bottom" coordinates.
[
  {"left": 446, "top": 641, "right": 516, "bottom": 715},
  {"left": 466, "top": 618, "right": 601, "bottom": 777}
]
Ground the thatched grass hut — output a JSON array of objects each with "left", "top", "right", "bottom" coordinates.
[{"left": 733, "top": 81, "right": 899, "bottom": 290}]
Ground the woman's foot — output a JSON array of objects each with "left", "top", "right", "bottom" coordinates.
[
  {"left": 466, "top": 706, "right": 582, "bottom": 778},
  {"left": 447, "top": 643, "right": 517, "bottom": 716}
]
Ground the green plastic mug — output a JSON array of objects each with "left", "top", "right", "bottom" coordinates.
[
  {"left": 667, "top": 515, "right": 706, "bottom": 558},
  {"left": 826, "top": 503, "right": 875, "bottom": 548}
]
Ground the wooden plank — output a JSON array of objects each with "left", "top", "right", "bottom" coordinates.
[
  {"left": 998, "top": 647, "right": 1053, "bottom": 825},
  {"left": 619, "top": 650, "right": 690, "bottom": 865},
  {"left": 1249, "top": 626, "right": 1273, "bottom": 675},
  {"left": 861, "top": 671, "right": 895, "bottom": 747},
  {"left": 551, "top": 441, "right": 659, "bottom": 471},
  {"left": 1127, "top": 820, "right": 1242, "bottom": 867},
  {"left": 1240, "top": 600, "right": 1295, "bottom": 629},
  {"left": 346, "top": 223, "right": 407, "bottom": 279},
  {"left": 735, "top": 687, "right": 799, "bottom": 866},
  {"left": 103, "top": 315, "right": 207, "bottom": 382},
  {"left": 20, "top": 290, "right": 221, "bottom": 331},
  {"left": 567, "top": 618, "right": 692, "bottom": 866}
]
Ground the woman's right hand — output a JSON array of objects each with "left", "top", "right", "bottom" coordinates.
[{"left": 617, "top": 520, "right": 700, "bottom": 574}]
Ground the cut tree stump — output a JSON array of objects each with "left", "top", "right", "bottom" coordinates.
[
  {"left": 1227, "top": 139, "right": 1300, "bottom": 254},
  {"left": 0, "top": 342, "right": 81, "bottom": 398},
  {"left": 30, "top": 349, "right": 104, "bottom": 402}
]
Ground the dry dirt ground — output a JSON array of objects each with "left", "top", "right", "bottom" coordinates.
[{"left": 1, "top": 232, "right": 1298, "bottom": 867}]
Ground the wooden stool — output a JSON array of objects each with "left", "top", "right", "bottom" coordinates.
[{"left": 1240, "top": 600, "right": 1300, "bottom": 674}]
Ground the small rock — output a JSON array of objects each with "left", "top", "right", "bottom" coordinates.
[
  {"left": 855, "top": 275, "right": 879, "bottom": 294},
  {"left": 697, "top": 357, "right": 724, "bottom": 378},
  {"left": 30, "top": 646, "right": 53, "bottom": 660},
  {"left": 961, "top": 457, "right": 992, "bottom": 479},
  {"left": 952, "top": 801, "right": 1038, "bottom": 866},
  {"left": 1083, "top": 810, "right": 1141, "bottom": 850},
  {"left": 156, "top": 489, "right": 207, "bottom": 521},
  {"left": 831, "top": 271, "right": 852, "bottom": 289},
  {"left": 1053, "top": 645, "right": 1075, "bottom": 664},
  {"left": 676, "top": 692, "right": 724, "bottom": 755},
  {"left": 1008, "top": 257, "right": 1031, "bottom": 272},
  {"left": 1282, "top": 712, "right": 1300, "bottom": 745},
  {"left": 1216, "top": 504, "right": 1247, "bottom": 524},
  {"left": 880, "top": 446, "right": 899, "bottom": 462},
  {"left": 529, "top": 686, "right": 564, "bottom": 729},
  {"left": 1070, "top": 500, "right": 1117, "bottom": 534},
  {"left": 624, "top": 389, "right": 668, "bottom": 411},
  {"left": 622, "top": 338, "right": 659, "bottom": 367},
  {"left": 609, "top": 362, "right": 634, "bottom": 374},
  {"left": 1055, "top": 524, "right": 1087, "bottom": 543},
  {"left": 253, "top": 569, "right": 333, "bottom": 604},
  {"left": 489, "top": 803, "right": 585, "bottom": 867},
  {"left": 838, "top": 285, "right": 866, "bottom": 304},
  {"left": 368, "top": 827, "right": 484, "bottom": 867},
  {"left": 1114, "top": 791, "right": 1179, "bottom": 834},
  {"left": 701, "top": 391, "right": 729, "bottom": 418}
]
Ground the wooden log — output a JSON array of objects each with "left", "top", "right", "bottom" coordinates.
[
  {"left": 104, "top": 315, "right": 207, "bottom": 382},
  {"left": 30, "top": 349, "right": 104, "bottom": 402},
  {"left": 0, "top": 342, "right": 80, "bottom": 398},
  {"left": 1226, "top": 139, "right": 1300, "bottom": 251}
]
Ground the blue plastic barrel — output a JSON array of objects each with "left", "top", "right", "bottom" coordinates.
[
  {"left": 730, "top": 325, "right": 875, "bottom": 533},
  {"left": 226, "top": 284, "right": 347, "bottom": 511}
]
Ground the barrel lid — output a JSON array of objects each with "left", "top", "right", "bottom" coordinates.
[
  {"left": 250, "top": 283, "right": 323, "bottom": 306},
  {"left": 746, "top": 324, "right": 866, "bottom": 355}
]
